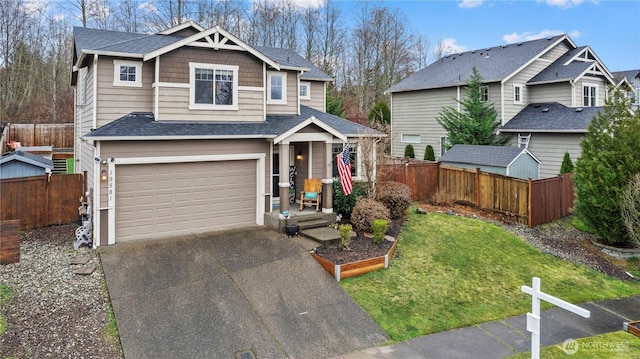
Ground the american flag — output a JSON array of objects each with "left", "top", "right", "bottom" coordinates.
[{"left": 337, "top": 146, "right": 353, "bottom": 196}]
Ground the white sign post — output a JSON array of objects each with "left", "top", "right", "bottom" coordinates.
[{"left": 521, "top": 277, "right": 590, "bottom": 359}]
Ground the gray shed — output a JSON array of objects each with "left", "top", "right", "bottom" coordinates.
[
  {"left": 439, "top": 145, "right": 541, "bottom": 180},
  {"left": 0, "top": 151, "right": 54, "bottom": 179}
]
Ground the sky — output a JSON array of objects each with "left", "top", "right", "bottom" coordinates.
[{"left": 337, "top": 0, "right": 640, "bottom": 72}]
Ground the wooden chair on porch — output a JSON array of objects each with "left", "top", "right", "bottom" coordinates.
[{"left": 300, "top": 178, "right": 323, "bottom": 211}]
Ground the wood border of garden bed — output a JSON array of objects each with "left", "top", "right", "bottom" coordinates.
[
  {"left": 624, "top": 320, "right": 640, "bottom": 338},
  {"left": 310, "top": 240, "right": 398, "bottom": 281}
]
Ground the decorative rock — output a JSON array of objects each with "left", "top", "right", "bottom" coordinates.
[
  {"left": 384, "top": 235, "right": 396, "bottom": 242},
  {"left": 416, "top": 207, "right": 427, "bottom": 214},
  {"left": 363, "top": 232, "right": 374, "bottom": 239}
]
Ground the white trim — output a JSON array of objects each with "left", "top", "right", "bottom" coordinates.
[
  {"left": 106, "top": 153, "right": 266, "bottom": 245},
  {"left": 84, "top": 134, "right": 274, "bottom": 141},
  {"left": 92, "top": 55, "right": 98, "bottom": 130},
  {"left": 267, "top": 71, "right": 287, "bottom": 104},
  {"left": 152, "top": 82, "right": 190, "bottom": 89},
  {"left": 274, "top": 115, "right": 347, "bottom": 144},
  {"left": 238, "top": 86, "right": 264, "bottom": 92},
  {"left": 189, "top": 62, "right": 239, "bottom": 110},
  {"left": 93, "top": 143, "right": 101, "bottom": 247},
  {"left": 113, "top": 60, "right": 142, "bottom": 87},
  {"left": 158, "top": 20, "right": 206, "bottom": 35},
  {"left": 299, "top": 81, "right": 311, "bottom": 100},
  {"left": 518, "top": 133, "right": 531, "bottom": 149},
  {"left": 186, "top": 42, "right": 244, "bottom": 51},
  {"left": 307, "top": 141, "right": 313, "bottom": 177},
  {"left": 513, "top": 83, "right": 523, "bottom": 105},
  {"left": 154, "top": 57, "right": 159, "bottom": 119},
  {"left": 107, "top": 158, "right": 115, "bottom": 245},
  {"left": 401, "top": 134, "right": 420, "bottom": 143},
  {"left": 582, "top": 82, "right": 599, "bottom": 107}
]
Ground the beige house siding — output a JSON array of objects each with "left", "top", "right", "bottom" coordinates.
[
  {"left": 266, "top": 70, "right": 298, "bottom": 115},
  {"left": 391, "top": 87, "right": 457, "bottom": 158},
  {"left": 529, "top": 83, "right": 572, "bottom": 105},
  {"left": 98, "top": 139, "right": 270, "bottom": 207},
  {"left": 311, "top": 142, "right": 325, "bottom": 178},
  {"left": 502, "top": 59, "right": 553, "bottom": 124},
  {"left": 574, "top": 77, "right": 607, "bottom": 107},
  {"left": 157, "top": 86, "right": 264, "bottom": 121},
  {"left": 507, "top": 133, "right": 583, "bottom": 178},
  {"left": 300, "top": 81, "right": 325, "bottom": 112},
  {"left": 540, "top": 40, "right": 572, "bottom": 61},
  {"left": 96, "top": 56, "right": 154, "bottom": 127}
]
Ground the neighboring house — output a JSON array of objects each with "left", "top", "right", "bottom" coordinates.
[
  {"left": 0, "top": 151, "right": 53, "bottom": 179},
  {"left": 439, "top": 144, "right": 540, "bottom": 180},
  {"left": 387, "top": 34, "right": 621, "bottom": 178},
  {"left": 612, "top": 69, "right": 640, "bottom": 110},
  {"left": 71, "top": 22, "right": 381, "bottom": 246}
]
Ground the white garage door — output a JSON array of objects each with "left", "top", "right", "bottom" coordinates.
[{"left": 115, "top": 160, "right": 257, "bottom": 242}]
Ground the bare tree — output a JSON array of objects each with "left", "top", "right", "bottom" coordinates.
[
  {"left": 144, "top": 0, "right": 189, "bottom": 32},
  {"left": 195, "top": 0, "right": 246, "bottom": 33},
  {"left": 113, "top": 0, "right": 144, "bottom": 32},
  {"left": 356, "top": 121, "right": 390, "bottom": 198}
]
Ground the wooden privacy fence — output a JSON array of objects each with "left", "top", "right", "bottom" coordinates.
[
  {"left": 5, "top": 123, "right": 74, "bottom": 149},
  {"left": 380, "top": 161, "right": 574, "bottom": 227},
  {"left": 1, "top": 174, "right": 84, "bottom": 230}
]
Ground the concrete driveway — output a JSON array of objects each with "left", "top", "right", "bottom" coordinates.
[{"left": 99, "top": 227, "right": 388, "bottom": 359}]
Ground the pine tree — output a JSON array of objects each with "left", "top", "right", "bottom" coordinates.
[
  {"left": 424, "top": 145, "right": 435, "bottom": 161},
  {"left": 574, "top": 88, "right": 640, "bottom": 245},
  {"left": 559, "top": 152, "right": 574, "bottom": 174},
  {"left": 368, "top": 99, "right": 391, "bottom": 125},
  {"left": 404, "top": 144, "right": 415, "bottom": 158},
  {"left": 436, "top": 66, "right": 507, "bottom": 148}
]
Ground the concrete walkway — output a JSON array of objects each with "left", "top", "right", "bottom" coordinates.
[
  {"left": 329, "top": 296, "right": 640, "bottom": 358},
  {"left": 99, "top": 227, "right": 387, "bottom": 359}
]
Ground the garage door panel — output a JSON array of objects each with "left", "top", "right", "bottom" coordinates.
[{"left": 115, "top": 160, "right": 257, "bottom": 242}]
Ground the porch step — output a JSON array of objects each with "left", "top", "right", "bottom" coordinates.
[
  {"left": 296, "top": 218, "right": 330, "bottom": 230},
  {"left": 300, "top": 226, "right": 341, "bottom": 248}
]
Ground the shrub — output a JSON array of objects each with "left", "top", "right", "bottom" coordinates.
[
  {"left": 424, "top": 145, "right": 435, "bottom": 161},
  {"left": 621, "top": 173, "right": 640, "bottom": 247},
  {"left": 375, "top": 181, "right": 412, "bottom": 219},
  {"left": 333, "top": 179, "right": 368, "bottom": 215},
  {"left": 339, "top": 224, "right": 353, "bottom": 250},
  {"left": 574, "top": 89, "right": 640, "bottom": 245},
  {"left": 559, "top": 151, "right": 574, "bottom": 174},
  {"left": 351, "top": 198, "right": 390, "bottom": 233},
  {"left": 404, "top": 144, "right": 415, "bottom": 158},
  {"left": 372, "top": 219, "right": 388, "bottom": 244},
  {"left": 430, "top": 190, "right": 454, "bottom": 207}
]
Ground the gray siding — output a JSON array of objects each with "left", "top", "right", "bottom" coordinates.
[
  {"left": 301, "top": 81, "right": 325, "bottom": 112},
  {"left": 574, "top": 77, "right": 607, "bottom": 107},
  {"left": 502, "top": 59, "right": 553, "bottom": 124},
  {"left": 540, "top": 41, "right": 572, "bottom": 61},
  {"left": 0, "top": 162, "right": 47, "bottom": 179},
  {"left": 507, "top": 153, "right": 539, "bottom": 179},
  {"left": 529, "top": 82, "right": 572, "bottom": 106},
  {"left": 507, "top": 133, "right": 583, "bottom": 178},
  {"left": 391, "top": 87, "right": 457, "bottom": 158},
  {"left": 441, "top": 162, "right": 507, "bottom": 176}
]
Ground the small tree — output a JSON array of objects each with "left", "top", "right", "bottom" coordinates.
[
  {"left": 424, "top": 145, "right": 435, "bottom": 161},
  {"left": 574, "top": 88, "right": 640, "bottom": 246},
  {"left": 404, "top": 144, "right": 415, "bottom": 158},
  {"left": 436, "top": 66, "right": 507, "bottom": 148},
  {"left": 559, "top": 152, "right": 574, "bottom": 174},
  {"left": 368, "top": 99, "right": 391, "bottom": 125}
]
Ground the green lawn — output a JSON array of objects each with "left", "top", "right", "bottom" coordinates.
[
  {"left": 340, "top": 210, "right": 640, "bottom": 342},
  {"left": 508, "top": 331, "right": 640, "bottom": 358}
]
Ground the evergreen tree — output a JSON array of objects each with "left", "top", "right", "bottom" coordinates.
[
  {"left": 326, "top": 85, "right": 345, "bottom": 118},
  {"left": 436, "top": 66, "right": 507, "bottom": 148},
  {"left": 559, "top": 152, "right": 574, "bottom": 174},
  {"left": 368, "top": 99, "right": 391, "bottom": 125},
  {"left": 404, "top": 144, "right": 415, "bottom": 158},
  {"left": 574, "top": 88, "right": 640, "bottom": 246},
  {"left": 424, "top": 145, "right": 435, "bottom": 161}
]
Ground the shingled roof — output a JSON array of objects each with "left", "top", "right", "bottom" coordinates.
[
  {"left": 387, "top": 35, "right": 568, "bottom": 93},
  {"left": 256, "top": 46, "right": 331, "bottom": 81},
  {"left": 84, "top": 106, "right": 381, "bottom": 140},
  {"left": 439, "top": 145, "right": 540, "bottom": 167},
  {"left": 499, "top": 102, "right": 601, "bottom": 133}
]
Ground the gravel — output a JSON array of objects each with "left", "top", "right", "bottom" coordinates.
[{"left": 0, "top": 224, "right": 122, "bottom": 358}]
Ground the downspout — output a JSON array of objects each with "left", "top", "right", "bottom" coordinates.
[
  {"left": 456, "top": 86, "right": 461, "bottom": 112},
  {"left": 307, "top": 141, "right": 313, "bottom": 177},
  {"left": 500, "top": 82, "right": 505, "bottom": 125},
  {"left": 93, "top": 141, "right": 101, "bottom": 247},
  {"left": 570, "top": 80, "right": 575, "bottom": 107},
  {"left": 389, "top": 94, "right": 394, "bottom": 156}
]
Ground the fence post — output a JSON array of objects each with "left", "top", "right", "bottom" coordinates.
[
  {"left": 475, "top": 168, "right": 480, "bottom": 206},
  {"left": 527, "top": 178, "right": 533, "bottom": 228}
]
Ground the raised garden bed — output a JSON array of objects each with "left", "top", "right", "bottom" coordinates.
[
  {"left": 310, "top": 239, "right": 398, "bottom": 281},
  {"left": 624, "top": 320, "right": 640, "bottom": 338}
]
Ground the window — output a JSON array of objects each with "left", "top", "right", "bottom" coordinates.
[
  {"left": 583, "top": 84, "right": 598, "bottom": 107},
  {"left": 113, "top": 60, "right": 142, "bottom": 87},
  {"left": 189, "top": 63, "right": 238, "bottom": 110},
  {"left": 518, "top": 133, "right": 531, "bottom": 149},
  {"left": 439, "top": 136, "right": 449, "bottom": 156},
  {"left": 401, "top": 134, "right": 420, "bottom": 143},
  {"left": 332, "top": 144, "right": 357, "bottom": 178},
  {"left": 268, "top": 71, "right": 287, "bottom": 104},
  {"left": 513, "top": 84, "right": 523, "bottom": 104},
  {"left": 480, "top": 85, "right": 489, "bottom": 102},
  {"left": 299, "top": 82, "right": 311, "bottom": 100}
]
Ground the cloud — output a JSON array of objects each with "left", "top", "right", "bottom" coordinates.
[
  {"left": 139, "top": 1, "right": 158, "bottom": 14},
  {"left": 502, "top": 30, "right": 581, "bottom": 43},
  {"left": 538, "top": 0, "right": 598, "bottom": 9},
  {"left": 458, "top": 0, "right": 484, "bottom": 9},
  {"left": 250, "top": 0, "right": 325, "bottom": 9},
  {"left": 439, "top": 38, "right": 468, "bottom": 55}
]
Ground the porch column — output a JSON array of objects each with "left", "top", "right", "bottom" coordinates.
[
  {"left": 322, "top": 141, "right": 333, "bottom": 213},
  {"left": 278, "top": 142, "right": 290, "bottom": 213}
]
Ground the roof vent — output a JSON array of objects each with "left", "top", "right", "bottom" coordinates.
[
  {"left": 542, "top": 108, "right": 549, "bottom": 112},
  {"left": 517, "top": 43, "right": 522, "bottom": 46},
  {"left": 575, "top": 107, "right": 583, "bottom": 112}
]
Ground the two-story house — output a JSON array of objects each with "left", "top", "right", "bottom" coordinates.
[
  {"left": 613, "top": 69, "right": 640, "bottom": 110},
  {"left": 72, "top": 22, "right": 381, "bottom": 246},
  {"left": 387, "top": 34, "right": 630, "bottom": 178}
]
